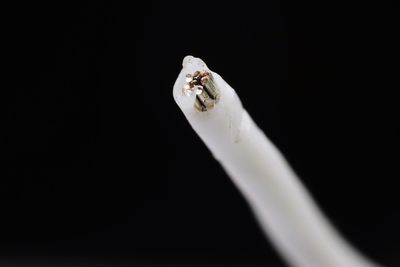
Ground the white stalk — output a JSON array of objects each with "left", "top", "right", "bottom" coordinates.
[{"left": 173, "top": 56, "right": 382, "bottom": 267}]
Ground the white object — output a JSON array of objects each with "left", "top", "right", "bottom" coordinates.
[{"left": 173, "top": 56, "right": 382, "bottom": 267}]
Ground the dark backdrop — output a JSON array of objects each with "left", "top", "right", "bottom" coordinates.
[{"left": 2, "top": 1, "right": 399, "bottom": 266}]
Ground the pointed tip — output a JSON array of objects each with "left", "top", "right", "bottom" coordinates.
[
  {"left": 182, "top": 55, "right": 207, "bottom": 70},
  {"left": 182, "top": 55, "right": 194, "bottom": 67}
]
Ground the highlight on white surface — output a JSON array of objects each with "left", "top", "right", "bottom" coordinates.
[{"left": 173, "top": 56, "right": 383, "bottom": 267}]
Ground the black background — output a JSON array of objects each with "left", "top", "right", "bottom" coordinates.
[{"left": 2, "top": 1, "right": 399, "bottom": 266}]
